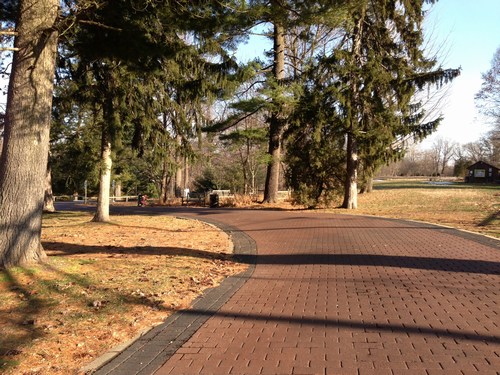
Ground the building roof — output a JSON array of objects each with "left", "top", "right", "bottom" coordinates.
[{"left": 467, "top": 160, "right": 499, "bottom": 170}]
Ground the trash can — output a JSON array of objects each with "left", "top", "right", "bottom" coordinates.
[{"left": 209, "top": 193, "right": 219, "bottom": 208}]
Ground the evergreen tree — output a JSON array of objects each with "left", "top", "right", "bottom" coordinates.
[
  {"left": 0, "top": 0, "right": 249, "bottom": 265},
  {"left": 286, "top": 0, "right": 459, "bottom": 208},
  {"left": 213, "top": 1, "right": 348, "bottom": 203},
  {"left": 219, "top": 119, "right": 268, "bottom": 195},
  {"left": 56, "top": 0, "right": 244, "bottom": 220}
]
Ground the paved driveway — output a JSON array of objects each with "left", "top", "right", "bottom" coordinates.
[{"left": 59, "top": 204, "right": 500, "bottom": 375}]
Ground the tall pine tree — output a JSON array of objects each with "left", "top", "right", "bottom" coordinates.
[{"left": 286, "top": 0, "right": 459, "bottom": 208}]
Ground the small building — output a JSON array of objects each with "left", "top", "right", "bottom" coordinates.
[{"left": 465, "top": 161, "right": 500, "bottom": 183}]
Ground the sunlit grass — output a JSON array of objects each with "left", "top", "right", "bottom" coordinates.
[
  {"left": 347, "top": 179, "right": 500, "bottom": 237},
  {"left": 0, "top": 215, "right": 245, "bottom": 374}
]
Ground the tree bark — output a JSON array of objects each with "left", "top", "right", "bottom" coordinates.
[
  {"left": 159, "top": 160, "right": 170, "bottom": 205},
  {"left": 361, "top": 176, "right": 373, "bottom": 194},
  {"left": 263, "top": 18, "right": 285, "bottom": 204},
  {"left": 93, "top": 128, "right": 112, "bottom": 222},
  {"left": 183, "top": 155, "right": 189, "bottom": 191},
  {"left": 341, "top": 7, "right": 364, "bottom": 210},
  {"left": 342, "top": 133, "right": 358, "bottom": 209},
  {"left": 44, "top": 162, "right": 56, "bottom": 213},
  {"left": 115, "top": 179, "right": 122, "bottom": 199},
  {"left": 93, "top": 65, "right": 120, "bottom": 222},
  {"left": 359, "top": 174, "right": 373, "bottom": 194},
  {"left": 264, "top": 114, "right": 282, "bottom": 203},
  {"left": 175, "top": 135, "right": 183, "bottom": 197},
  {"left": 0, "top": 0, "right": 59, "bottom": 268}
]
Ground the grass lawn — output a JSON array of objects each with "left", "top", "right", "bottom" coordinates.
[
  {"left": 0, "top": 180, "right": 498, "bottom": 374},
  {"left": 344, "top": 179, "right": 499, "bottom": 238},
  {"left": 0, "top": 213, "right": 246, "bottom": 374}
]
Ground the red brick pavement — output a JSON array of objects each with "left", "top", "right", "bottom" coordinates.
[
  {"left": 58, "top": 201, "right": 496, "bottom": 375},
  {"left": 150, "top": 210, "right": 500, "bottom": 375}
]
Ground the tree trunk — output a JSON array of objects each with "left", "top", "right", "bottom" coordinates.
[
  {"left": 115, "top": 179, "right": 122, "bottom": 199},
  {"left": 364, "top": 176, "right": 374, "bottom": 193},
  {"left": 167, "top": 168, "right": 176, "bottom": 197},
  {"left": 264, "top": 116, "right": 282, "bottom": 203},
  {"left": 241, "top": 145, "right": 249, "bottom": 195},
  {"left": 175, "top": 166, "right": 182, "bottom": 197},
  {"left": 341, "top": 8, "right": 364, "bottom": 210},
  {"left": 342, "top": 133, "right": 358, "bottom": 209},
  {"left": 44, "top": 162, "right": 55, "bottom": 213},
  {"left": 0, "top": 0, "right": 59, "bottom": 268},
  {"left": 175, "top": 135, "right": 183, "bottom": 197},
  {"left": 93, "top": 65, "right": 120, "bottom": 222},
  {"left": 183, "top": 155, "right": 189, "bottom": 191},
  {"left": 93, "top": 129, "right": 112, "bottom": 222},
  {"left": 360, "top": 175, "right": 373, "bottom": 194},
  {"left": 263, "top": 19, "right": 285, "bottom": 204},
  {"left": 159, "top": 160, "right": 170, "bottom": 205}
]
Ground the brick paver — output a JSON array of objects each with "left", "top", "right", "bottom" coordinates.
[{"left": 81, "top": 206, "right": 500, "bottom": 375}]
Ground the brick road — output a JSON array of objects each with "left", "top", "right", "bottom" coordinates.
[{"left": 86, "top": 207, "right": 500, "bottom": 375}]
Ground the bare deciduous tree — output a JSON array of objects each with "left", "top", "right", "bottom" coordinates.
[{"left": 431, "top": 137, "right": 457, "bottom": 175}]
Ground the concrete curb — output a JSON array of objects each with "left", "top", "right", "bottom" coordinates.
[{"left": 82, "top": 217, "right": 257, "bottom": 375}]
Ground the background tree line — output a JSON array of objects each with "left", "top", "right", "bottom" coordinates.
[
  {"left": 4, "top": 0, "right": 496, "bottom": 267},
  {"left": 380, "top": 46, "right": 500, "bottom": 178},
  {"left": 378, "top": 127, "right": 500, "bottom": 178}
]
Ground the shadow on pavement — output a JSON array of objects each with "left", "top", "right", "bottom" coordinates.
[{"left": 182, "top": 308, "right": 500, "bottom": 345}]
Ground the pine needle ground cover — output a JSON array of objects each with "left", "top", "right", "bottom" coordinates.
[{"left": 0, "top": 213, "right": 246, "bottom": 374}]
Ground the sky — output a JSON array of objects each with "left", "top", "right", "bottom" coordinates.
[
  {"left": 418, "top": 0, "right": 500, "bottom": 148},
  {"left": 236, "top": 0, "right": 500, "bottom": 149}
]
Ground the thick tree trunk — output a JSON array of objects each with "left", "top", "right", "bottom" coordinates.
[
  {"left": 167, "top": 169, "right": 176, "bottom": 197},
  {"left": 44, "top": 162, "right": 55, "bottom": 213},
  {"left": 263, "top": 19, "right": 285, "bottom": 204},
  {"left": 342, "top": 133, "right": 358, "bottom": 209},
  {"left": 175, "top": 135, "right": 183, "bottom": 197},
  {"left": 0, "top": 0, "right": 59, "bottom": 268},
  {"left": 175, "top": 166, "right": 183, "bottom": 197},
  {"left": 264, "top": 116, "right": 282, "bottom": 203},
  {"left": 183, "top": 156, "right": 189, "bottom": 191}
]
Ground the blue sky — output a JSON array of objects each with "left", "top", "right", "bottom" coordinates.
[
  {"left": 420, "top": 0, "right": 500, "bottom": 147},
  {"left": 236, "top": 1, "right": 500, "bottom": 148}
]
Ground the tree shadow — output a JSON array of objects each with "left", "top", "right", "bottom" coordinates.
[
  {"left": 0, "top": 268, "right": 55, "bottom": 371},
  {"left": 42, "top": 241, "right": 500, "bottom": 276},
  {"left": 182, "top": 308, "right": 500, "bottom": 345},
  {"left": 0, "top": 261, "right": 181, "bottom": 372},
  {"left": 239, "top": 253, "right": 500, "bottom": 275},
  {"left": 42, "top": 241, "right": 234, "bottom": 261},
  {"left": 478, "top": 210, "right": 499, "bottom": 227}
]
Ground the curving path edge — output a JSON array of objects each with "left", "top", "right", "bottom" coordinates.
[
  {"left": 60, "top": 204, "right": 500, "bottom": 375},
  {"left": 83, "top": 216, "right": 257, "bottom": 375}
]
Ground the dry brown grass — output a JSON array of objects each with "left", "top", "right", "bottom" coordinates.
[
  {"left": 326, "top": 180, "right": 500, "bottom": 238},
  {"left": 1, "top": 180, "right": 497, "bottom": 374},
  {"left": 0, "top": 213, "right": 246, "bottom": 374}
]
